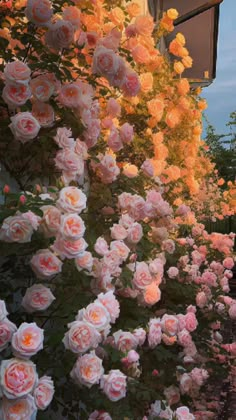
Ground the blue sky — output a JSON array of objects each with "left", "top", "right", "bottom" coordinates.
[{"left": 202, "top": 0, "right": 236, "bottom": 134}]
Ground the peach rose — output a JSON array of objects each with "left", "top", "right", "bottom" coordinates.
[
  {"left": 0, "top": 318, "right": 17, "bottom": 351},
  {"left": 12, "top": 322, "right": 44, "bottom": 358},
  {"left": 60, "top": 213, "right": 85, "bottom": 241},
  {"left": 75, "top": 251, "right": 94, "bottom": 272},
  {"left": 135, "top": 15, "right": 154, "bottom": 37},
  {"left": 100, "top": 369, "right": 127, "bottom": 401},
  {"left": 63, "top": 320, "right": 101, "bottom": 353},
  {"left": 52, "top": 235, "right": 88, "bottom": 259},
  {"left": 70, "top": 351, "right": 104, "bottom": 388},
  {"left": 40, "top": 205, "right": 61, "bottom": 238},
  {"left": 1, "top": 395, "right": 37, "bottom": 419},
  {"left": 2, "top": 83, "right": 31, "bottom": 108},
  {"left": 123, "top": 163, "right": 138, "bottom": 178},
  {"left": 113, "top": 330, "right": 138, "bottom": 353},
  {"left": 126, "top": 2, "right": 141, "bottom": 18},
  {"left": 133, "top": 262, "right": 152, "bottom": 290},
  {"left": 56, "top": 186, "right": 87, "bottom": 214},
  {"left": 92, "top": 46, "right": 119, "bottom": 78},
  {"left": 45, "top": 20, "right": 74, "bottom": 50},
  {"left": 9, "top": 112, "right": 40, "bottom": 143},
  {"left": 57, "top": 83, "right": 81, "bottom": 108},
  {"left": 140, "top": 72, "right": 153, "bottom": 93},
  {"left": 161, "top": 314, "right": 179, "bottom": 336},
  {"left": 62, "top": 6, "right": 81, "bottom": 29},
  {"left": 144, "top": 283, "right": 161, "bottom": 305},
  {"left": 109, "top": 7, "right": 125, "bottom": 26},
  {"left": 32, "top": 101, "right": 54, "bottom": 127},
  {"left": 55, "top": 149, "right": 84, "bottom": 177},
  {"left": 4, "top": 60, "right": 31, "bottom": 85},
  {"left": 147, "top": 98, "right": 164, "bottom": 121},
  {"left": 0, "top": 214, "right": 34, "bottom": 243},
  {"left": 21, "top": 284, "right": 55, "bottom": 313},
  {"left": 25, "top": 0, "right": 53, "bottom": 26},
  {"left": 132, "top": 44, "right": 150, "bottom": 64},
  {"left": 77, "top": 302, "right": 111, "bottom": 333},
  {"left": 96, "top": 291, "right": 120, "bottom": 324},
  {"left": 30, "top": 74, "right": 54, "bottom": 102},
  {"left": 30, "top": 249, "right": 62, "bottom": 278},
  {"left": 33, "top": 376, "right": 54, "bottom": 410},
  {"left": 121, "top": 70, "right": 140, "bottom": 97},
  {"left": 0, "top": 358, "right": 38, "bottom": 399}
]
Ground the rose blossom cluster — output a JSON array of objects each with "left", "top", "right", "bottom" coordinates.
[
  {"left": 148, "top": 307, "right": 198, "bottom": 356},
  {"left": 67, "top": 293, "right": 127, "bottom": 401},
  {"left": 91, "top": 236, "right": 130, "bottom": 293},
  {"left": 0, "top": 300, "right": 54, "bottom": 417},
  {"left": 178, "top": 367, "right": 209, "bottom": 397},
  {"left": 91, "top": 152, "right": 120, "bottom": 184},
  {"left": 0, "top": 211, "right": 41, "bottom": 243},
  {"left": 148, "top": 399, "right": 195, "bottom": 419},
  {"left": 54, "top": 126, "right": 88, "bottom": 185}
]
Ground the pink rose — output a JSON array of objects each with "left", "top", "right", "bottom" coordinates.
[
  {"left": 92, "top": 46, "right": 119, "bottom": 77},
  {"left": 4, "top": 60, "right": 31, "bottom": 85},
  {"left": 120, "top": 122, "right": 134, "bottom": 143},
  {"left": 0, "top": 318, "right": 17, "bottom": 351},
  {"left": 133, "top": 327, "right": 146, "bottom": 346},
  {"left": 161, "top": 314, "right": 179, "bottom": 336},
  {"left": 162, "top": 239, "right": 175, "bottom": 254},
  {"left": 110, "top": 240, "right": 130, "bottom": 261},
  {"left": 40, "top": 205, "right": 61, "bottom": 238},
  {"left": 34, "top": 376, "right": 54, "bottom": 410},
  {"left": 71, "top": 351, "right": 104, "bottom": 388},
  {"left": 121, "top": 70, "right": 141, "bottom": 97},
  {"left": 60, "top": 213, "right": 85, "bottom": 240},
  {"left": 45, "top": 20, "right": 74, "bottom": 50},
  {"left": 75, "top": 138, "right": 88, "bottom": 159},
  {"left": 229, "top": 304, "right": 236, "bottom": 320},
  {"left": 52, "top": 235, "right": 88, "bottom": 259},
  {"left": 25, "top": 0, "right": 53, "bottom": 26},
  {"left": 56, "top": 186, "right": 87, "bottom": 214},
  {"left": 113, "top": 330, "right": 138, "bottom": 352},
  {"left": 62, "top": 6, "right": 81, "bottom": 29},
  {"left": 1, "top": 395, "right": 37, "bottom": 419},
  {"left": 95, "top": 237, "right": 109, "bottom": 256},
  {"left": 0, "top": 214, "right": 35, "bottom": 243},
  {"left": 21, "top": 284, "right": 55, "bottom": 313},
  {"left": 164, "top": 385, "right": 180, "bottom": 406},
  {"left": 132, "top": 44, "right": 150, "bottom": 64},
  {"left": 12, "top": 322, "right": 44, "bottom": 358},
  {"left": 127, "top": 349, "right": 139, "bottom": 363},
  {"left": 223, "top": 257, "right": 234, "bottom": 269},
  {"left": 9, "top": 112, "right": 40, "bottom": 143},
  {"left": 108, "top": 127, "right": 123, "bottom": 152},
  {"left": 89, "top": 411, "right": 112, "bottom": 420},
  {"left": 93, "top": 153, "right": 120, "bottom": 184},
  {"left": 133, "top": 262, "right": 152, "bottom": 290},
  {"left": 100, "top": 370, "right": 127, "bottom": 401},
  {"left": 184, "top": 312, "right": 198, "bottom": 332},
  {"left": 106, "top": 98, "right": 121, "bottom": 118},
  {"left": 77, "top": 302, "right": 111, "bottom": 333},
  {"left": 32, "top": 101, "right": 54, "bottom": 127},
  {"left": 75, "top": 251, "right": 94, "bottom": 272},
  {"left": 54, "top": 127, "right": 75, "bottom": 149},
  {"left": 178, "top": 329, "right": 193, "bottom": 347},
  {"left": 0, "top": 358, "right": 38, "bottom": 399},
  {"left": 30, "top": 249, "right": 62, "bottom": 278},
  {"left": 127, "top": 222, "right": 143, "bottom": 244},
  {"left": 148, "top": 318, "right": 162, "bottom": 348},
  {"left": 2, "top": 83, "right": 31, "bottom": 108},
  {"left": 110, "top": 224, "right": 128, "bottom": 241},
  {"left": 63, "top": 320, "right": 101, "bottom": 353},
  {"left": 30, "top": 74, "right": 55, "bottom": 102},
  {"left": 196, "top": 291, "right": 207, "bottom": 308},
  {"left": 175, "top": 406, "right": 195, "bottom": 420},
  {"left": 167, "top": 267, "right": 179, "bottom": 278},
  {"left": 57, "top": 83, "right": 81, "bottom": 108},
  {"left": 180, "top": 373, "right": 192, "bottom": 394},
  {"left": 141, "top": 159, "right": 154, "bottom": 177},
  {"left": 96, "top": 291, "right": 120, "bottom": 323}
]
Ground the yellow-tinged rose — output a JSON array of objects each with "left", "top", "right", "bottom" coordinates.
[{"left": 167, "top": 8, "right": 179, "bottom": 20}]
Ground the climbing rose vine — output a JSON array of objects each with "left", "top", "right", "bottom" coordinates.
[{"left": 0, "top": 0, "right": 235, "bottom": 419}]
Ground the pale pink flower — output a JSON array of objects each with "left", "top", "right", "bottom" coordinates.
[
  {"left": 133, "top": 262, "right": 152, "bottom": 290},
  {"left": 164, "top": 385, "right": 180, "bottom": 406},
  {"left": 1, "top": 395, "right": 37, "bottom": 419},
  {"left": 3, "top": 83, "right": 31, "bottom": 108},
  {"left": 167, "top": 266, "right": 179, "bottom": 278},
  {"left": 180, "top": 373, "right": 192, "bottom": 394},
  {"left": 106, "top": 98, "right": 121, "bottom": 118},
  {"left": 56, "top": 186, "right": 87, "bottom": 214},
  {"left": 148, "top": 318, "right": 162, "bottom": 348},
  {"left": 0, "top": 358, "right": 38, "bottom": 399},
  {"left": 75, "top": 251, "right": 94, "bottom": 272},
  {"left": 32, "top": 101, "right": 54, "bottom": 127},
  {"left": 22, "top": 284, "right": 55, "bottom": 313},
  {"left": 60, "top": 213, "right": 85, "bottom": 240},
  {"left": 71, "top": 351, "right": 104, "bottom": 388},
  {"left": 78, "top": 302, "right": 111, "bottom": 333},
  {"left": 0, "top": 318, "right": 17, "bottom": 351},
  {"left": 113, "top": 330, "right": 138, "bottom": 352},
  {"left": 0, "top": 214, "right": 34, "bottom": 243},
  {"left": 34, "top": 376, "right": 54, "bottom": 410},
  {"left": 120, "top": 122, "right": 134, "bottom": 143},
  {"left": 96, "top": 291, "right": 120, "bottom": 323},
  {"left": 110, "top": 224, "right": 128, "bottom": 241},
  {"left": 4, "top": 60, "right": 31, "bottom": 85},
  {"left": 62, "top": 6, "right": 81, "bottom": 29},
  {"left": 63, "top": 320, "right": 101, "bottom": 353},
  {"left": 133, "top": 328, "right": 146, "bottom": 346},
  {"left": 92, "top": 46, "right": 119, "bottom": 77},
  {"left": 30, "top": 249, "right": 62, "bottom": 278},
  {"left": 161, "top": 314, "right": 179, "bottom": 336},
  {"left": 45, "top": 20, "right": 74, "bottom": 50},
  {"left": 108, "top": 127, "right": 123, "bottom": 152},
  {"left": 40, "top": 205, "right": 61, "bottom": 237},
  {"left": 25, "top": 0, "right": 53, "bottom": 26},
  {"left": 175, "top": 406, "right": 195, "bottom": 420},
  {"left": 141, "top": 159, "right": 154, "bottom": 177},
  {"left": 52, "top": 235, "right": 88, "bottom": 259},
  {"left": 54, "top": 127, "right": 75, "bottom": 148},
  {"left": 95, "top": 237, "right": 109, "bottom": 256},
  {"left": 121, "top": 70, "right": 140, "bottom": 97},
  {"left": 110, "top": 240, "right": 130, "bottom": 261},
  {"left": 9, "top": 112, "right": 40, "bottom": 143},
  {"left": 184, "top": 312, "right": 198, "bottom": 332},
  {"left": 57, "top": 83, "right": 81, "bottom": 108},
  {"left": 75, "top": 138, "right": 88, "bottom": 159},
  {"left": 178, "top": 329, "right": 192, "bottom": 347},
  {"left": 30, "top": 74, "right": 55, "bottom": 102},
  {"left": 12, "top": 322, "right": 44, "bottom": 358},
  {"left": 127, "top": 222, "right": 143, "bottom": 244},
  {"left": 223, "top": 257, "right": 234, "bottom": 269},
  {"left": 100, "top": 369, "right": 127, "bottom": 401},
  {"left": 162, "top": 239, "right": 175, "bottom": 254}
]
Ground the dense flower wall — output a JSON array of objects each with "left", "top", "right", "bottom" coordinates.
[{"left": 0, "top": 1, "right": 235, "bottom": 419}]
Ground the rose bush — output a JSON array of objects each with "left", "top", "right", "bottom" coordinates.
[{"left": 0, "top": 1, "right": 235, "bottom": 419}]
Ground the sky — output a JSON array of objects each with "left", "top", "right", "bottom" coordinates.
[{"left": 202, "top": 0, "right": 236, "bottom": 135}]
